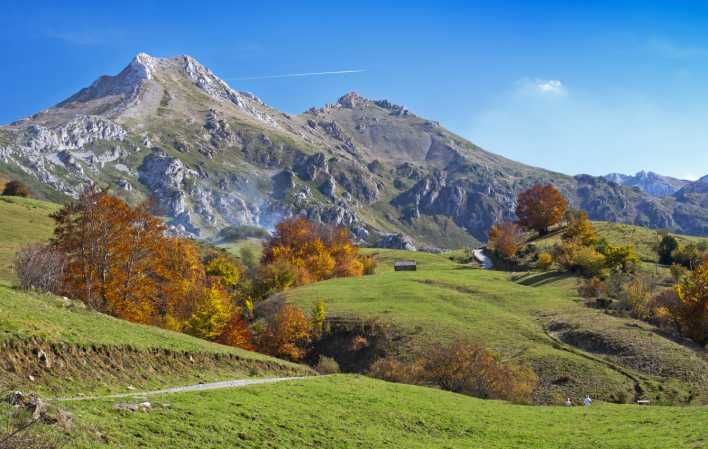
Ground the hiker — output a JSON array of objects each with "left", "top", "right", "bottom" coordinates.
[
  {"left": 583, "top": 395, "right": 592, "bottom": 406},
  {"left": 565, "top": 397, "right": 572, "bottom": 407}
]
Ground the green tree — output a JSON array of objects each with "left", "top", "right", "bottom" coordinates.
[{"left": 657, "top": 234, "right": 678, "bottom": 265}]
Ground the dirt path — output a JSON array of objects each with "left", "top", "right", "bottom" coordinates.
[{"left": 52, "top": 376, "right": 311, "bottom": 402}]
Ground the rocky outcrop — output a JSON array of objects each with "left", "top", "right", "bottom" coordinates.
[{"left": 377, "top": 233, "right": 416, "bottom": 251}]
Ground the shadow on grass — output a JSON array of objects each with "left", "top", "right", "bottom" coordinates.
[{"left": 513, "top": 271, "right": 574, "bottom": 287}]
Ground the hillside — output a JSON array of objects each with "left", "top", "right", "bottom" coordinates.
[
  {"left": 282, "top": 249, "right": 707, "bottom": 405},
  {"left": 0, "top": 284, "right": 311, "bottom": 396},
  {"left": 0, "top": 195, "right": 59, "bottom": 281},
  {"left": 532, "top": 221, "right": 705, "bottom": 264},
  {"left": 42, "top": 376, "right": 706, "bottom": 449},
  {"left": 1, "top": 53, "right": 706, "bottom": 249}
]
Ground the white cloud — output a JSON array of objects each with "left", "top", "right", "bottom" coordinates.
[
  {"left": 514, "top": 78, "right": 567, "bottom": 96},
  {"left": 535, "top": 79, "right": 566, "bottom": 95}
]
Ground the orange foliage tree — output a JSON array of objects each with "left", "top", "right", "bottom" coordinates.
[
  {"left": 488, "top": 221, "right": 525, "bottom": 259},
  {"left": 257, "top": 303, "right": 312, "bottom": 361},
  {"left": 673, "top": 259, "right": 708, "bottom": 344},
  {"left": 515, "top": 184, "right": 568, "bottom": 235},
  {"left": 51, "top": 187, "right": 166, "bottom": 320},
  {"left": 50, "top": 187, "right": 226, "bottom": 334},
  {"left": 260, "top": 217, "right": 364, "bottom": 290}
]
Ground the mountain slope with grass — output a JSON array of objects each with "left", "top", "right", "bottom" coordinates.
[
  {"left": 46, "top": 375, "right": 707, "bottom": 449},
  {"left": 0, "top": 284, "right": 312, "bottom": 396},
  {"left": 1, "top": 53, "right": 706, "bottom": 248},
  {"left": 281, "top": 249, "right": 707, "bottom": 405},
  {"left": 0, "top": 195, "right": 59, "bottom": 281}
]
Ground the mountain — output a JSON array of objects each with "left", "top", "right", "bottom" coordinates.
[
  {"left": 1, "top": 53, "right": 707, "bottom": 246},
  {"left": 604, "top": 171, "right": 690, "bottom": 197}
]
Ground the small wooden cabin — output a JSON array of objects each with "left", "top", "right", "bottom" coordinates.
[{"left": 394, "top": 260, "right": 417, "bottom": 271}]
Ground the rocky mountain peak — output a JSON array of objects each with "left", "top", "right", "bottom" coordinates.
[{"left": 337, "top": 91, "right": 368, "bottom": 108}]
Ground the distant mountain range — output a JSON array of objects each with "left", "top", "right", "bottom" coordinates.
[
  {"left": 604, "top": 171, "right": 690, "bottom": 197},
  {"left": 1, "top": 53, "right": 706, "bottom": 247}
]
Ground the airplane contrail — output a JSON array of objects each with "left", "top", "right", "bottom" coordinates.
[{"left": 231, "top": 69, "right": 366, "bottom": 81}]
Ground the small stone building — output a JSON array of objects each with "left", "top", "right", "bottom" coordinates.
[{"left": 394, "top": 260, "right": 417, "bottom": 271}]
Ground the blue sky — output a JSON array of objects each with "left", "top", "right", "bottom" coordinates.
[{"left": 1, "top": 1, "right": 707, "bottom": 179}]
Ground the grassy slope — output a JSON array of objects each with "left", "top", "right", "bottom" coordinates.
[
  {"left": 286, "top": 249, "right": 707, "bottom": 404},
  {"left": 0, "top": 286, "right": 311, "bottom": 395},
  {"left": 0, "top": 196, "right": 59, "bottom": 281},
  {"left": 533, "top": 221, "right": 705, "bottom": 263},
  {"left": 59, "top": 375, "right": 707, "bottom": 449}
]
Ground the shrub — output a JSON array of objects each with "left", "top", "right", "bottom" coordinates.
[
  {"left": 488, "top": 221, "right": 525, "bottom": 259},
  {"left": 218, "top": 224, "right": 269, "bottom": 242},
  {"left": 419, "top": 340, "right": 537, "bottom": 403},
  {"left": 216, "top": 314, "right": 254, "bottom": 350},
  {"left": 577, "top": 277, "right": 607, "bottom": 298},
  {"left": 370, "top": 341, "right": 538, "bottom": 404},
  {"left": 536, "top": 251, "right": 553, "bottom": 270},
  {"left": 315, "top": 356, "right": 341, "bottom": 374},
  {"left": 576, "top": 247, "right": 606, "bottom": 277},
  {"left": 1, "top": 180, "right": 31, "bottom": 197},
  {"left": 562, "top": 210, "right": 597, "bottom": 246},
  {"left": 368, "top": 357, "right": 419, "bottom": 384},
  {"left": 672, "top": 243, "right": 704, "bottom": 270},
  {"left": 13, "top": 244, "right": 64, "bottom": 293},
  {"left": 257, "top": 304, "right": 312, "bottom": 361},
  {"left": 360, "top": 254, "right": 377, "bottom": 275},
  {"left": 599, "top": 244, "right": 639, "bottom": 273},
  {"left": 673, "top": 260, "right": 708, "bottom": 344}
]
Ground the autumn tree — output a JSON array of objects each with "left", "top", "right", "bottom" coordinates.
[
  {"left": 562, "top": 210, "right": 597, "bottom": 246},
  {"left": 257, "top": 303, "right": 312, "bottom": 361},
  {"left": 185, "top": 284, "right": 233, "bottom": 340},
  {"left": 673, "top": 259, "right": 708, "bottom": 344},
  {"left": 515, "top": 184, "right": 568, "bottom": 235},
  {"left": 260, "top": 217, "right": 365, "bottom": 292},
  {"left": 488, "top": 221, "right": 525, "bottom": 259},
  {"left": 2, "top": 180, "right": 31, "bottom": 197}
]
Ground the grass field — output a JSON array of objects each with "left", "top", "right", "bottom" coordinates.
[
  {"left": 285, "top": 249, "right": 707, "bottom": 404},
  {"left": 0, "top": 195, "right": 59, "bottom": 281},
  {"left": 53, "top": 375, "right": 707, "bottom": 449}
]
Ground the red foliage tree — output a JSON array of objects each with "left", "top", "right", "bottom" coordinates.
[{"left": 515, "top": 184, "right": 568, "bottom": 235}]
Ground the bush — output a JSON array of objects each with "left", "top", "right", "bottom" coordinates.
[
  {"left": 536, "top": 252, "right": 553, "bottom": 270},
  {"left": 577, "top": 277, "right": 607, "bottom": 298},
  {"left": 257, "top": 304, "right": 312, "bottom": 361},
  {"left": 368, "top": 357, "right": 419, "bottom": 384},
  {"left": 315, "top": 356, "right": 341, "bottom": 374},
  {"left": 369, "top": 341, "right": 538, "bottom": 404},
  {"left": 488, "top": 221, "right": 525, "bottom": 259},
  {"left": 599, "top": 243, "right": 639, "bottom": 272},
  {"left": 2, "top": 180, "right": 31, "bottom": 197},
  {"left": 555, "top": 242, "right": 606, "bottom": 277},
  {"left": 218, "top": 224, "right": 269, "bottom": 242},
  {"left": 562, "top": 210, "right": 597, "bottom": 246},
  {"left": 420, "top": 341, "right": 537, "bottom": 403},
  {"left": 360, "top": 254, "right": 377, "bottom": 275},
  {"left": 672, "top": 243, "right": 704, "bottom": 270},
  {"left": 13, "top": 244, "right": 65, "bottom": 293}
]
